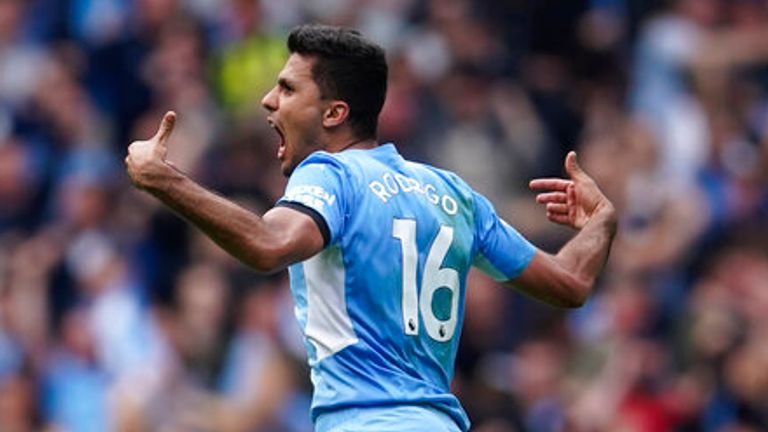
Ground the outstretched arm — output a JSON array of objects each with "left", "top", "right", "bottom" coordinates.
[
  {"left": 125, "top": 112, "right": 324, "bottom": 273},
  {"left": 506, "top": 151, "right": 617, "bottom": 308}
]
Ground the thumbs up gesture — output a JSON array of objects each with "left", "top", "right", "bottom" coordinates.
[
  {"left": 125, "top": 111, "right": 177, "bottom": 190},
  {"left": 529, "top": 151, "right": 614, "bottom": 230}
]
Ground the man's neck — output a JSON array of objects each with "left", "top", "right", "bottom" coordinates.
[{"left": 330, "top": 137, "right": 378, "bottom": 153}]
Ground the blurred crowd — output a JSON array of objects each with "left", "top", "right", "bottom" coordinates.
[{"left": 1, "top": 0, "right": 767, "bottom": 431}]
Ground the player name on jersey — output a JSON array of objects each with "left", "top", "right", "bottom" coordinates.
[{"left": 368, "top": 171, "right": 458, "bottom": 215}]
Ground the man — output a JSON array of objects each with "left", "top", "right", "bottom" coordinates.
[{"left": 126, "top": 24, "right": 616, "bottom": 432}]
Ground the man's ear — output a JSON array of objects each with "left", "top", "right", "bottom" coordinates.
[{"left": 322, "top": 101, "right": 350, "bottom": 128}]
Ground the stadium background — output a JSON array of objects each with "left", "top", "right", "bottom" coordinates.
[{"left": 1, "top": 0, "right": 768, "bottom": 430}]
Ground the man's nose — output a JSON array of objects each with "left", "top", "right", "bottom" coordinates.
[{"left": 262, "top": 86, "right": 278, "bottom": 112}]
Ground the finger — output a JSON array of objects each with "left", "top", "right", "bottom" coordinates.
[
  {"left": 565, "top": 151, "right": 585, "bottom": 180},
  {"left": 567, "top": 183, "right": 578, "bottom": 219},
  {"left": 536, "top": 192, "right": 567, "bottom": 204},
  {"left": 547, "top": 211, "right": 572, "bottom": 225},
  {"left": 154, "top": 111, "right": 177, "bottom": 144},
  {"left": 546, "top": 202, "right": 568, "bottom": 214},
  {"left": 529, "top": 178, "right": 572, "bottom": 191}
]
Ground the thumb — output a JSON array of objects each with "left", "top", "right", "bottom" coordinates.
[
  {"left": 154, "top": 111, "right": 177, "bottom": 146},
  {"left": 565, "top": 151, "right": 584, "bottom": 180}
]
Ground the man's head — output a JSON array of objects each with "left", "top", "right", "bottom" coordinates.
[{"left": 262, "top": 24, "right": 388, "bottom": 176}]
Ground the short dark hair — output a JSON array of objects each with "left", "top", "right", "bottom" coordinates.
[{"left": 287, "top": 24, "right": 388, "bottom": 140}]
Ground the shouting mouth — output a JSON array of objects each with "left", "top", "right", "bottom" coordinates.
[{"left": 267, "top": 117, "right": 286, "bottom": 159}]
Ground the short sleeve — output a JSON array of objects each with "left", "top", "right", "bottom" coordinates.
[
  {"left": 472, "top": 191, "right": 536, "bottom": 281},
  {"left": 275, "top": 154, "right": 348, "bottom": 247}
]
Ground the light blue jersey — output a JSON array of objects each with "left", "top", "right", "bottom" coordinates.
[{"left": 276, "top": 144, "right": 536, "bottom": 431}]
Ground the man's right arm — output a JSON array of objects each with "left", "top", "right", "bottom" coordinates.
[
  {"left": 505, "top": 207, "right": 616, "bottom": 308},
  {"left": 504, "top": 151, "right": 617, "bottom": 308},
  {"left": 471, "top": 151, "right": 615, "bottom": 308},
  {"left": 125, "top": 112, "right": 325, "bottom": 273}
]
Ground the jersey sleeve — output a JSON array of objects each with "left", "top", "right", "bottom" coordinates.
[
  {"left": 275, "top": 154, "right": 348, "bottom": 247},
  {"left": 471, "top": 191, "right": 536, "bottom": 281}
]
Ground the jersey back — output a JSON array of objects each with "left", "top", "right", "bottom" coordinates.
[{"left": 276, "top": 144, "right": 535, "bottom": 431}]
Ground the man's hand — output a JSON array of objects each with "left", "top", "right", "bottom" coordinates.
[
  {"left": 125, "top": 111, "right": 177, "bottom": 190},
  {"left": 510, "top": 151, "right": 617, "bottom": 308},
  {"left": 529, "top": 151, "right": 614, "bottom": 230}
]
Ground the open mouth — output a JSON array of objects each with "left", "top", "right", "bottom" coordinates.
[{"left": 267, "top": 117, "right": 286, "bottom": 159}]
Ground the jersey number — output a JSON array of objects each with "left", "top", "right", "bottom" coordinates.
[{"left": 392, "top": 219, "right": 459, "bottom": 342}]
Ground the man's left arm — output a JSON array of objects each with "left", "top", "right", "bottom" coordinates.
[{"left": 125, "top": 112, "right": 324, "bottom": 273}]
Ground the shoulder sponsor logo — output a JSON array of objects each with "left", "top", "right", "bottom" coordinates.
[{"left": 285, "top": 185, "right": 336, "bottom": 209}]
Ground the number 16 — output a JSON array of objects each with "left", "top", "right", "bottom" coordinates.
[{"left": 392, "top": 219, "right": 459, "bottom": 342}]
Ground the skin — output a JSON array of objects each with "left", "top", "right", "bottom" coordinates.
[
  {"left": 510, "top": 153, "right": 617, "bottom": 307},
  {"left": 125, "top": 53, "right": 616, "bottom": 307},
  {"left": 125, "top": 110, "right": 323, "bottom": 273},
  {"left": 261, "top": 54, "right": 326, "bottom": 177},
  {"left": 261, "top": 54, "right": 376, "bottom": 176}
]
